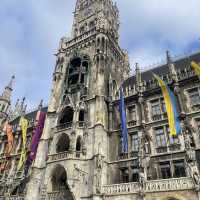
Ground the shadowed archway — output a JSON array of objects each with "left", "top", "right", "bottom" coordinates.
[
  {"left": 49, "top": 165, "right": 74, "bottom": 200},
  {"left": 56, "top": 133, "right": 70, "bottom": 153}
]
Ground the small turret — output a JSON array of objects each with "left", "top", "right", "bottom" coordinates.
[
  {"left": 166, "top": 51, "right": 178, "bottom": 82},
  {"left": 0, "top": 76, "right": 15, "bottom": 125},
  {"left": 135, "top": 63, "right": 143, "bottom": 93},
  {"left": 38, "top": 99, "right": 43, "bottom": 111}
]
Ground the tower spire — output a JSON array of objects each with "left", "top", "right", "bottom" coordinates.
[
  {"left": 2, "top": 75, "right": 15, "bottom": 99},
  {"left": 0, "top": 76, "right": 15, "bottom": 125},
  {"left": 6, "top": 75, "right": 15, "bottom": 90},
  {"left": 38, "top": 99, "right": 43, "bottom": 111}
]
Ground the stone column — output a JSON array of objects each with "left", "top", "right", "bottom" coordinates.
[{"left": 25, "top": 113, "right": 56, "bottom": 200}]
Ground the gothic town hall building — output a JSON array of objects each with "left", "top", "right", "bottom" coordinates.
[{"left": 1, "top": 0, "right": 200, "bottom": 200}]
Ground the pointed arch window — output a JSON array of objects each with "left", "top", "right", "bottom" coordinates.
[
  {"left": 59, "top": 107, "right": 74, "bottom": 125},
  {"left": 56, "top": 134, "right": 70, "bottom": 153},
  {"left": 79, "top": 110, "right": 85, "bottom": 122},
  {"left": 76, "top": 136, "right": 82, "bottom": 152}
]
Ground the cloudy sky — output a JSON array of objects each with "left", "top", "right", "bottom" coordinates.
[{"left": 0, "top": 0, "right": 200, "bottom": 111}]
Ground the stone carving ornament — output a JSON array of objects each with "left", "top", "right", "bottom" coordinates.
[
  {"left": 183, "top": 123, "right": 200, "bottom": 187},
  {"left": 94, "top": 143, "right": 104, "bottom": 194}
]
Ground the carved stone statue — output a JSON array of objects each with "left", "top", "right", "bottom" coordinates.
[
  {"left": 183, "top": 122, "right": 200, "bottom": 187},
  {"left": 94, "top": 169, "right": 102, "bottom": 194}
]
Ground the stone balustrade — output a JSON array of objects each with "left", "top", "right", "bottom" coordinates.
[
  {"left": 8, "top": 196, "right": 25, "bottom": 200},
  {"left": 48, "top": 151, "right": 82, "bottom": 162},
  {"left": 118, "top": 151, "right": 138, "bottom": 160},
  {"left": 46, "top": 191, "right": 65, "bottom": 200},
  {"left": 102, "top": 177, "right": 194, "bottom": 195},
  {"left": 0, "top": 196, "right": 24, "bottom": 200},
  {"left": 55, "top": 121, "right": 87, "bottom": 132},
  {"left": 102, "top": 182, "right": 140, "bottom": 195},
  {"left": 62, "top": 28, "right": 96, "bottom": 49},
  {"left": 145, "top": 177, "right": 194, "bottom": 192},
  {"left": 56, "top": 122, "right": 73, "bottom": 131}
]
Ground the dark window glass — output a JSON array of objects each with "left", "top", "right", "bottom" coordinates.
[
  {"left": 121, "top": 169, "right": 129, "bottom": 183},
  {"left": 155, "top": 128, "right": 167, "bottom": 147},
  {"left": 79, "top": 110, "right": 85, "bottom": 122},
  {"left": 132, "top": 173, "right": 139, "bottom": 182},
  {"left": 173, "top": 160, "right": 186, "bottom": 178},
  {"left": 160, "top": 161, "right": 171, "bottom": 179},
  {"left": 128, "top": 105, "right": 136, "bottom": 121},
  {"left": 152, "top": 103, "right": 161, "bottom": 116},
  {"left": 131, "top": 133, "right": 139, "bottom": 152}
]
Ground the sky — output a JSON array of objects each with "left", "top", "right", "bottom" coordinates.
[{"left": 0, "top": 0, "right": 200, "bottom": 111}]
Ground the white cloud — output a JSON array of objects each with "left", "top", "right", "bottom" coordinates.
[
  {"left": 115, "top": 0, "right": 200, "bottom": 68},
  {"left": 0, "top": 0, "right": 200, "bottom": 110}
]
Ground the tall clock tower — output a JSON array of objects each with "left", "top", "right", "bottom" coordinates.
[{"left": 26, "top": 0, "right": 130, "bottom": 199}]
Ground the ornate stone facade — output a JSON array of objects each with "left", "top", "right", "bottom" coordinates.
[{"left": 1, "top": 0, "right": 200, "bottom": 200}]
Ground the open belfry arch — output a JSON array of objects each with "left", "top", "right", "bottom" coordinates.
[{"left": 23, "top": 0, "right": 200, "bottom": 200}]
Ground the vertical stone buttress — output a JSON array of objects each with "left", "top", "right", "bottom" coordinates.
[{"left": 25, "top": 57, "right": 66, "bottom": 199}]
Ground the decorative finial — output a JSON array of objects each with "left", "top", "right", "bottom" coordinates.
[
  {"left": 15, "top": 99, "right": 20, "bottom": 107},
  {"left": 7, "top": 75, "right": 15, "bottom": 90},
  {"left": 135, "top": 63, "right": 139, "bottom": 71},
  {"left": 23, "top": 104, "right": 27, "bottom": 113},
  {"left": 38, "top": 99, "right": 43, "bottom": 111},
  {"left": 166, "top": 50, "right": 172, "bottom": 64}
]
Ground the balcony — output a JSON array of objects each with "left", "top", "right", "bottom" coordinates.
[
  {"left": 102, "top": 177, "right": 194, "bottom": 195},
  {"left": 102, "top": 182, "right": 140, "bottom": 195},
  {"left": 156, "top": 146, "right": 168, "bottom": 154},
  {"left": 46, "top": 191, "right": 65, "bottom": 200},
  {"left": 77, "top": 121, "right": 86, "bottom": 128},
  {"left": 56, "top": 122, "right": 73, "bottom": 131},
  {"left": 8, "top": 196, "right": 25, "bottom": 200},
  {"left": 127, "top": 120, "right": 137, "bottom": 127},
  {"left": 48, "top": 151, "right": 83, "bottom": 162},
  {"left": 145, "top": 177, "right": 194, "bottom": 192},
  {"left": 152, "top": 114, "right": 162, "bottom": 121},
  {"left": 168, "top": 143, "right": 181, "bottom": 152},
  {"left": 118, "top": 152, "right": 138, "bottom": 161}
]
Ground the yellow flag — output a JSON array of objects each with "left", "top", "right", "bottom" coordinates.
[
  {"left": 154, "top": 74, "right": 181, "bottom": 136},
  {"left": 18, "top": 117, "right": 28, "bottom": 170},
  {"left": 191, "top": 61, "right": 200, "bottom": 77}
]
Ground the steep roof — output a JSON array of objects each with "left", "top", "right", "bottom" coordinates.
[
  {"left": 11, "top": 107, "right": 48, "bottom": 126},
  {"left": 123, "top": 51, "right": 200, "bottom": 88}
]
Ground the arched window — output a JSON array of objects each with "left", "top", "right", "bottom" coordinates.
[
  {"left": 59, "top": 107, "right": 74, "bottom": 124},
  {"left": 50, "top": 165, "right": 74, "bottom": 200},
  {"left": 76, "top": 136, "right": 82, "bottom": 151},
  {"left": 56, "top": 134, "right": 70, "bottom": 153},
  {"left": 79, "top": 110, "right": 85, "bottom": 122}
]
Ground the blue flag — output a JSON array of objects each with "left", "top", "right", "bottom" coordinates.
[{"left": 119, "top": 87, "right": 128, "bottom": 153}]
